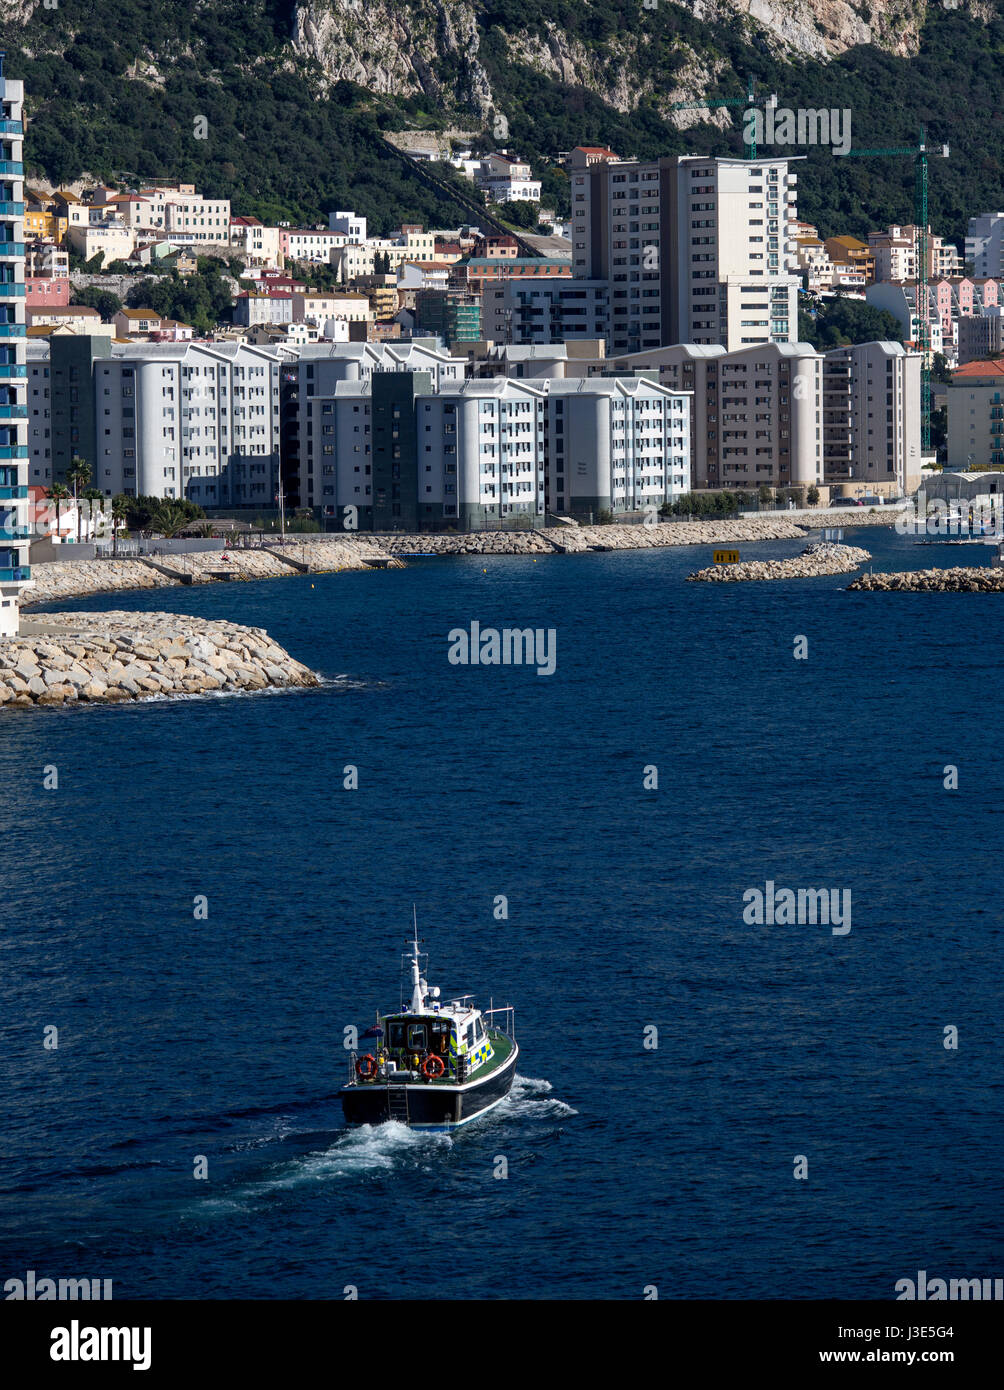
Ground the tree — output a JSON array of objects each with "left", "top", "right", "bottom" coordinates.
[
  {"left": 111, "top": 495, "right": 129, "bottom": 556},
  {"left": 807, "top": 485, "right": 821, "bottom": 507},
  {"left": 798, "top": 292, "right": 903, "bottom": 349},
  {"left": 71, "top": 287, "right": 122, "bottom": 322},
  {"left": 499, "top": 199, "right": 540, "bottom": 231},
  {"left": 65, "top": 457, "right": 91, "bottom": 543},
  {"left": 46, "top": 482, "right": 71, "bottom": 541},
  {"left": 81, "top": 486, "right": 105, "bottom": 538}
]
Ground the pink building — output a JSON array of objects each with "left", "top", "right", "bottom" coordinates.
[{"left": 25, "top": 277, "right": 70, "bottom": 308}]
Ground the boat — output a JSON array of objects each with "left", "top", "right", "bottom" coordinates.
[{"left": 339, "top": 913, "right": 519, "bottom": 1131}]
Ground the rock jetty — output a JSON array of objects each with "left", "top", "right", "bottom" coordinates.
[
  {"left": 22, "top": 538, "right": 400, "bottom": 607},
  {"left": 1, "top": 611, "right": 320, "bottom": 707},
  {"left": 848, "top": 566, "right": 1004, "bottom": 592},
  {"left": 688, "top": 541, "right": 871, "bottom": 582}
]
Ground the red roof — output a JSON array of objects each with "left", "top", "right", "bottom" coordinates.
[{"left": 952, "top": 360, "right": 1004, "bottom": 378}]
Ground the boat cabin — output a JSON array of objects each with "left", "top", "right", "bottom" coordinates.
[{"left": 380, "top": 1002, "right": 494, "bottom": 1080}]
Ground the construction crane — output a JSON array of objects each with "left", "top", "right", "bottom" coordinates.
[
  {"left": 843, "top": 129, "right": 950, "bottom": 453},
  {"left": 668, "top": 75, "right": 771, "bottom": 161}
]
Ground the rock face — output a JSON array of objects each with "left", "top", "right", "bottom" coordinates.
[
  {"left": 688, "top": 541, "right": 871, "bottom": 581},
  {"left": 849, "top": 566, "right": 1004, "bottom": 591},
  {"left": 0, "top": 613, "right": 320, "bottom": 708},
  {"left": 291, "top": 0, "right": 956, "bottom": 108}
]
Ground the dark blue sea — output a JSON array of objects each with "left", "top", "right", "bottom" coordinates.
[{"left": 2, "top": 524, "right": 1001, "bottom": 1300}]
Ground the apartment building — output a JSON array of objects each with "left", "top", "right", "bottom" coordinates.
[
  {"left": 948, "top": 359, "right": 1004, "bottom": 470},
  {"left": 545, "top": 378, "right": 690, "bottom": 519},
  {"left": 0, "top": 62, "right": 30, "bottom": 633},
  {"left": 869, "top": 225, "right": 963, "bottom": 283},
  {"left": 494, "top": 278, "right": 609, "bottom": 345},
  {"left": 301, "top": 369, "right": 690, "bottom": 530},
  {"left": 966, "top": 213, "right": 1004, "bottom": 279},
  {"left": 27, "top": 335, "right": 283, "bottom": 507},
  {"left": 571, "top": 154, "right": 801, "bottom": 353},
  {"left": 303, "top": 373, "right": 544, "bottom": 529},
  {"left": 957, "top": 308, "right": 1004, "bottom": 365},
  {"left": 606, "top": 338, "right": 919, "bottom": 494},
  {"left": 476, "top": 153, "right": 542, "bottom": 205},
  {"left": 229, "top": 217, "right": 281, "bottom": 266},
  {"left": 824, "top": 236, "right": 875, "bottom": 288}
]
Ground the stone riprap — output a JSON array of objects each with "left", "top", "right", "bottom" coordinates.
[
  {"left": 374, "top": 516, "right": 813, "bottom": 556},
  {"left": 687, "top": 541, "right": 871, "bottom": 582},
  {"left": 24, "top": 559, "right": 177, "bottom": 604},
  {"left": 0, "top": 612, "right": 320, "bottom": 707},
  {"left": 848, "top": 566, "right": 1004, "bottom": 592},
  {"left": 21, "top": 539, "right": 400, "bottom": 606}
]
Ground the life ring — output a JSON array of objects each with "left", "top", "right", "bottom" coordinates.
[
  {"left": 355, "top": 1053, "right": 377, "bottom": 1080},
  {"left": 421, "top": 1053, "right": 445, "bottom": 1080}
]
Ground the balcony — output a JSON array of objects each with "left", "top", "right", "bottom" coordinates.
[
  {"left": 0, "top": 447, "right": 27, "bottom": 460},
  {"left": 0, "top": 363, "right": 26, "bottom": 377},
  {"left": 0, "top": 526, "right": 30, "bottom": 539},
  {"left": 0, "top": 121, "right": 24, "bottom": 135},
  {"left": 0, "top": 283, "right": 24, "bottom": 296},
  {"left": 0, "top": 403, "right": 26, "bottom": 419},
  {"left": 0, "top": 485, "right": 28, "bottom": 498},
  {"left": 0, "top": 242, "right": 23, "bottom": 256},
  {"left": 0, "top": 161, "right": 23, "bottom": 177},
  {"left": 0, "top": 565, "right": 30, "bottom": 582},
  {"left": 0, "top": 325, "right": 25, "bottom": 337},
  {"left": 0, "top": 202, "right": 25, "bottom": 216}
]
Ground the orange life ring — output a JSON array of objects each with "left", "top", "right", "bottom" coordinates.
[
  {"left": 355, "top": 1053, "right": 377, "bottom": 1080},
  {"left": 421, "top": 1053, "right": 445, "bottom": 1080}
]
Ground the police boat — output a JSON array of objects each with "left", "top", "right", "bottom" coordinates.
[{"left": 339, "top": 915, "right": 518, "bottom": 1130}]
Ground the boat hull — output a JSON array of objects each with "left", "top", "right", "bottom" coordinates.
[{"left": 340, "top": 1041, "right": 519, "bottom": 1130}]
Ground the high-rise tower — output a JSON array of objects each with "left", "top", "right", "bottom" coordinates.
[{"left": 0, "top": 52, "right": 30, "bottom": 636}]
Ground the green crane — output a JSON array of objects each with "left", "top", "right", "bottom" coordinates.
[
  {"left": 843, "top": 129, "right": 950, "bottom": 453},
  {"left": 668, "top": 75, "right": 768, "bottom": 160}
]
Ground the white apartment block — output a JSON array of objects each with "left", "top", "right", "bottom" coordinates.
[
  {"left": 27, "top": 341, "right": 283, "bottom": 507},
  {"left": 328, "top": 210, "right": 368, "bottom": 241},
  {"left": 966, "top": 213, "right": 1004, "bottom": 280},
  {"left": 0, "top": 66, "right": 30, "bottom": 634},
  {"left": 476, "top": 153, "right": 542, "bottom": 205},
  {"left": 865, "top": 282, "right": 946, "bottom": 360},
  {"left": 25, "top": 241, "right": 69, "bottom": 277},
  {"left": 607, "top": 339, "right": 920, "bottom": 494},
  {"left": 546, "top": 378, "right": 691, "bottom": 519},
  {"left": 571, "top": 154, "right": 801, "bottom": 353},
  {"left": 229, "top": 219, "right": 281, "bottom": 265},
  {"left": 302, "top": 368, "right": 690, "bottom": 529},
  {"left": 869, "top": 225, "right": 963, "bottom": 283}
]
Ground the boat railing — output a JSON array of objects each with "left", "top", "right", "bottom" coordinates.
[{"left": 483, "top": 1002, "right": 516, "bottom": 1042}]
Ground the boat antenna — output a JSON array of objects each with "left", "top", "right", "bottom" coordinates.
[{"left": 408, "top": 904, "right": 425, "bottom": 1014}]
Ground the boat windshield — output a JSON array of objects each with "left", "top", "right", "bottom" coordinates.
[{"left": 386, "top": 1016, "right": 452, "bottom": 1057}]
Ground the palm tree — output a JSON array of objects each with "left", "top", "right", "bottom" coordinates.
[
  {"left": 81, "top": 487, "right": 104, "bottom": 541},
  {"left": 66, "top": 457, "right": 91, "bottom": 543},
  {"left": 111, "top": 495, "right": 129, "bottom": 557},
  {"left": 46, "top": 482, "right": 71, "bottom": 543}
]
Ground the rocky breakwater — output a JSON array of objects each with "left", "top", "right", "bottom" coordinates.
[
  {"left": 688, "top": 541, "right": 871, "bottom": 583},
  {"left": 1, "top": 611, "right": 320, "bottom": 707},
  {"left": 848, "top": 566, "right": 1004, "bottom": 592}
]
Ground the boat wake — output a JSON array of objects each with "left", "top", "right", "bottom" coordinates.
[
  {"left": 192, "top": 1077, "right": 574, "bottom": 1213},
  {"left": 501, "top": 1074, "right": 578, "bottom": 1122}
]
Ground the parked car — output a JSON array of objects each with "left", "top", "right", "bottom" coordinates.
[{"left": 831, "top": 497, "right": 864, "bottom": 507}]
